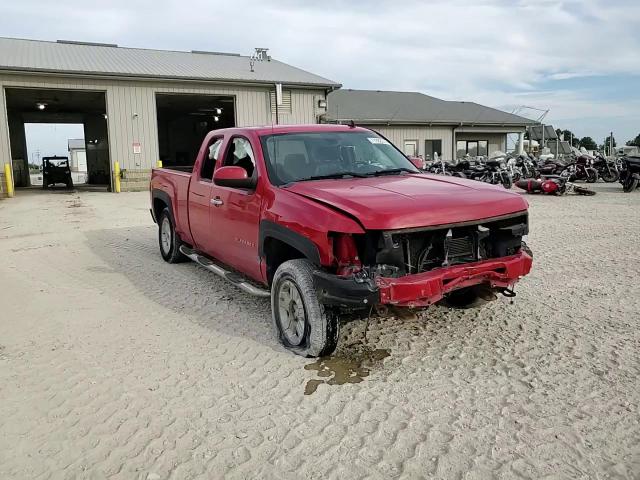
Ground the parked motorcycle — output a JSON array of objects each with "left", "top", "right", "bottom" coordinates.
[
  {"left": 619, "top": 156, "right": 640, "bottom": 192},
  {"left": 427, "top": 155, "right": 512, "bottom": 188},
  {"left": 537, "top": 158, "right": 567, "bottom": 176},
  {"left": 560, "top": 155, "right": 598, "bottom": 183},
  {"left": 463, "top": 159, "right": 512, "bottom": 189},
  {"left": 592, "top": 153, "right": 619, "bottom": 183},
  {"left": 507, "top": 154, "right": 538, "bottom": 182}
]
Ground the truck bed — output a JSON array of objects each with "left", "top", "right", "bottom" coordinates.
[{"left": 150, "top": 167, "right": 194, "bottom": 245}]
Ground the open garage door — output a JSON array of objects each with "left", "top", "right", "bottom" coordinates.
[
  {"left": 4, "top": 88, "right": 110, "bottom": 190},
  {"left": 156, "top": 94, "right": 235, "bottom": 167}
]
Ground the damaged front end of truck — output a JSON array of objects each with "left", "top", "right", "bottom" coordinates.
[{"left": 315, "top": 212, "right": 533, "bottom": 310}]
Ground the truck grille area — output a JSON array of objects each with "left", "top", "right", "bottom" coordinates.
[
  {"left": 448, "top": 237, "right": 474, "bottom": 258},
  {"left": 355, "top": 213, "right": 528, "bottom": 278}
]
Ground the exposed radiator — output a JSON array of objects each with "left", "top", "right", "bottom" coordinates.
[{"left": 448, "top": 236, "right": 474, "bottom": 258}]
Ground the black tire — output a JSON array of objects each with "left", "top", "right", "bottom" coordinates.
[
  {"left": 271, "top": 259, "right": 339, "bottom": 357},
  {"left": 444, "top": 286, "right": 482, "bottom": 309},
  {"left": 586, "top": 169, "right": 598, "bottom": 183},
  {"left": 158, "top": 207, "right": 186, "bottom": 263},
  {"left": 574, "top": 186, "right": 596, "bottom": 196},
  {"left": 601, "top": 168, "right": 619, "bottom": 183},
  {"left": 501, "top": 172, "right": 513, "bottom": 189},
  {"left": 623, "top": 176, "right": 639, "bottom": 193}
]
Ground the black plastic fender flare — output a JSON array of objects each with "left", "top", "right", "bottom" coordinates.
[{"left": 258, "top": 220, "right": 321, "bottom": 266}]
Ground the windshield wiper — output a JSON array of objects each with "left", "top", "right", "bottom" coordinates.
[
  {"left": 297, "top": 172, "right": 369, "bottom": 181},
  {"left": 367, "top": 168, "right": 416, "bottom": 176}
]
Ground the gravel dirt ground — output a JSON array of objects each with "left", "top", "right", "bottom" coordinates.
[{"left": 0, "top": 184, "right": 638, "bottom": 480}]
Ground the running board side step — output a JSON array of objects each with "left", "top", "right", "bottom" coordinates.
[{"left": 179, "top": 246, "right": 270, "bottom": 298}]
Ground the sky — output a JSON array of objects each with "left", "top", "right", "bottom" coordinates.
[
  {"left": 24, "top": 124, "right": 84, "bottom": 162},
  {"left": 3, "top": 0, "right": 639, "bottom": 155}
]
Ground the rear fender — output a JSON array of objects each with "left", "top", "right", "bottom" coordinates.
[{"left": 151, "top": 189, "right": 173, "bottom": 224}]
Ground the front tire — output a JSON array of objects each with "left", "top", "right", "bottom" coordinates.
[
  {"left": 601, "top": 168, "right": 619, "bottom": 183},
  {"left": 501, "top": 172, "right": 513, "bottom": 189},
  {"left": 158, "top": 207, "right": 185, "bottom": 263},
  {"left": 271, "top": 259, "right": 339, "bottom": 357},
  {"left": 623, "top": 176, "right": 639, "bottom": 193}
]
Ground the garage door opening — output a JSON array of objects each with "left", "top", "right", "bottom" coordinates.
[
  {"left": 25, "top": 123, "right": 86, "bottom": 188},
  {"left": 156, "top": 94, "right": 235, "bottom": 167},
  {"left": 4, "top": 87, "right": 110, "bottom": 191}
]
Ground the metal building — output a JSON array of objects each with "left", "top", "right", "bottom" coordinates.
[
  {"left": 0, "top": 38, "right": 339, "bottom": 196},
  {"left": 324, "top": 89, "right": 537, "bottom": 160}
]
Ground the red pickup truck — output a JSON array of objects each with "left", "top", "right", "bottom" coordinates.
[{"left": 150, "top": 124, "right": 532, "bottom": 357}]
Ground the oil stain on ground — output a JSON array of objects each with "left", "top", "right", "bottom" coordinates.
[{"left": 304, "top": 348, "right": 390, "bottom": 395}]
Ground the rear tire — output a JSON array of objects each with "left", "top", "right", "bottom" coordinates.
[
  {"left": 271, "top": 259, "right": 339, "bottom": 357},
  {"left": 158, "top": 207, "right": 186, "bottom": 263}
]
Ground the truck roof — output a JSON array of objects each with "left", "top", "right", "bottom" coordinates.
[{"left": 221, "top": 124, "right": 373, "bottom": 136}]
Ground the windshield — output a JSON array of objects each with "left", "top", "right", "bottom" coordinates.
[{"left": 260, "top": 131, "right": 419, "bottom": 185}]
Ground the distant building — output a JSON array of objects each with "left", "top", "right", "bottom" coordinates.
[
  {"left": 324, "top": 89, "right": 538, "bottom": 161},
  {"left": 67, "top": 138, "right": 87, "bottom": 172},
  {"left": 0, "top": 37, "right": 339, "bottom": 196}
]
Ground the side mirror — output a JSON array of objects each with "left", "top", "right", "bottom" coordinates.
[
  {"left": 407, "top": 156, "right": 425, "bottom": 170},
  {"left": 213, "top": 166, "right": 255, "bottom": 189}
]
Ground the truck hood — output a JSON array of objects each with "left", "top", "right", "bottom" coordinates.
[{"left": 285, "top": 174, "right": 528, "bottom": 230}]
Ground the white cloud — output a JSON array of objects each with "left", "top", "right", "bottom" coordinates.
[{"left": 1, "top": 0, "right": 639, "bottom": 141}]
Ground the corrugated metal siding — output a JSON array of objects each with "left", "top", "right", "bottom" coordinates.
[
  {"left": 269, "top": 90, "right": 292, "bottom": 113},
  {"left": 271, "top": 89, "right": 322, "bottom": 124},
  {"left": 0, "top": 74, "right": 324, "bottom": 178},
  {"left": 366, "top": 125, "right": 454, "bottom": 160}
]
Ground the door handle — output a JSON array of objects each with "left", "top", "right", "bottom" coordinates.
[{"left": 210, "top": 197, "right": 224, "bottom": 206}]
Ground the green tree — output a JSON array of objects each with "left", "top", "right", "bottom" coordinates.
[
  {"left": 579, "top": 137, "right": 598, "bottom": 150},
  {"left": 627, "top": 133, "right": 640, "bottom": 146}
]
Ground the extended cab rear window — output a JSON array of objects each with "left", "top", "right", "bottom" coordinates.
[{"left": 260, "top": 131, "right": 418, "bottom": 186}]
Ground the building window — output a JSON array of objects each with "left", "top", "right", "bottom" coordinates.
[
  {"left": 403, "top": 140, "right": 418, "bottom": 156},
  {"left": 456, "top": 140, "right": 488, "bottom": 158},
  {"left": 269, "top": 90, "right": 292, "bottom": 114},
  {"left": 424, "top": 140, "right": 442, "bottom": 160}
]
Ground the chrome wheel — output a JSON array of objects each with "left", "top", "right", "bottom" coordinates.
[
  {"left": 160, "top": 216, "right": 172, "bottom": 254},
  {"left": 277, "top": 279, "right": 306, "bottom": 346}
]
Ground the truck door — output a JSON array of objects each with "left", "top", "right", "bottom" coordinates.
[
  {"left": 209, "top": 136, "right": 263, "bottom": 282},
  {"left": 188, "top": 136, "right": 223, "bottom": 254}
]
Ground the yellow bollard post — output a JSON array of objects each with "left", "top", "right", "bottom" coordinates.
[
  {"left": 114, "top": 161, "right": 121, "bottom": 193},
  {"left": 157, "top": 160, "right": 163, "bottom": 168},
  {"left": 4, "top": 163, "right": 14, "bottom": 198}
]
